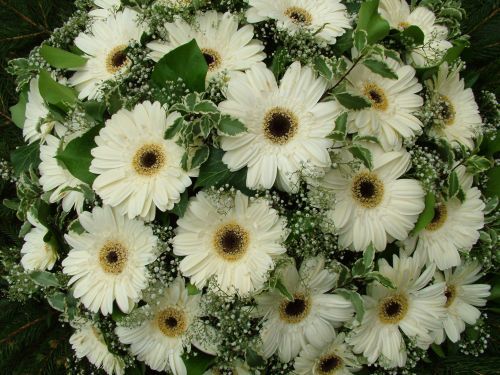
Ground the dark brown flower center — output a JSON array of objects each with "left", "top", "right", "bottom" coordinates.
[
  {"left": 213, "top": 222, "right": 249, "bottom": 261},
  {"left": 317, "top": 354, "right": 343, "bottom": 374},
  {"left": 132, "top": 143, "right": 166, "bottom": 176},
  {"left": 106, "top": 45, "right": 129, "bottom": 74},
  {"left": 201, "top": 48, "right": 221, "bottom": 71},
  {"left": 363, "top": 83, "right": 388, "bottom": 111},
  {"left": 157, "top": 307, "right": 188, "bottom": 337},
  {"left": 351, "top": 172, "right": 384, "bottom": 208},
  {"left": 426, "top": 204, "right": 448, "bottom": 231},
  {"left": 378, "top": 294, "right": 409, "bottom": 324},
  {"left": 444, "top": 284, "right": 457, "bottom": 308},
  {"left": 279, "top": 293, "right": 311, "bottom": 324},
  {"left": 263, "top": 107, "right": 298, "bottom": 145},
  {"left": 99, "top": 240, "right": 128, "bottom": 274},
  {"left": 284, "top": 7, "right": 312, "bottom": 25},
  {"left": 437, "top": 95, "right": 456, "bottom": 125}
]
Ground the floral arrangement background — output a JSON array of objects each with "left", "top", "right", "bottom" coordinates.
[{"left": 0, "top": 0, "right": 499, "bottom": 374}]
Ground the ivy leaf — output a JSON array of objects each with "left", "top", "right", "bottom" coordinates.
[
  {"left": 336, "top": 289, "right": 365, "bottom": 322},
  {"left": 328, "top": 112, "right": 348, "bottom": 141},
  {"left": 412, "top": 192, "right": 436, "bottom": 235},
  {"left": 38, "top": 70, "right": 77, "bottom": 109},
  {"left": 151, "top": 39, "right": 208, "bottom": 92},
  {"left": 11, "top": 142, "right": 40, "bottom": 176},
  {"left": 348, "top": 145, "right": 373, "bottom": 169},
  {"left": 335, "top": 92, "right": 371, "bottom": 110},
  {"left": 10, "top": 90, "right": 28, "bottom": 128},
  {"left": 29, "top": 270, "right": 60, "bottom": 288},
  {"left": 448, "top": 171, "right": 460, "bottom": 198},
  {"left": 55, "top": 125, "right": 102, "bottom": 185},
  {"left": 217, "top": 116, "right": 247, "bottom": 135},
  {"left": 191, "top": 145, "right": 210, "bottom": 170},
  {"left": 356, "top": 0, "right": 390, "bottom": 44},
  {"left": 39, "top": 44, "right": 87, "bottom": 69},
  {"left": 363, "top": 59, "right": 398, "bottom": 79}
]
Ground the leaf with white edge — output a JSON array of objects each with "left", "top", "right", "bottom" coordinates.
[
  {"left": 466, "top": 155, "right": 492, "bottom": 175},
  {"left": 47, "top": 292, "right": 66, "bottom": 312},
  {"left": 194, "top": 101, "right": 218, "bottom": 113},
  {"left": 352, "top": 258, "right": 366, "bottom": 277},
  {"left": 335, "top": 92, "right": 371, "bottom": 110},
  {"left": 353, "top": 135, "right": 380, "bottom": 144},
  {"left": 165, "top": 116, "right": 185, "bottom": 139},
  {"left": 365, "top": 271, "right": 396, "bottom": 289},
  {"left": 363, "top": 244, "right": 375, "bottom": 270},
  {"left": 328, "top": 112, "right": 348, "bottom": 141},
  {"left": 38, "top": 70, "right": 77, "bottom": 108},
  {"left": 40, "top": 45, "right": 87, "bottom": 69},
  {"left": 191, "top": 145, "right": 210, "bottom": 170},
  {"left": 448, "top": 170, "right": 460, "bottom": 198},
  {"left": 363, "top": 59, "right": 398, "bottom": 79},
  {"left": 313, "top": 57, "right": 333, "bottom": 80},
  {"left": 337, "top": 289, "right": 364, "bottom": 322},
  {"left": 412, "top": 192, "right": 436, "bottom": 235},
  {"left": 29, "top": 270, "right": 60, "bottom": 287},
  {"left": 217, "top": 116, "right": 247, "bottom": 135},
  {"left": 348, "top": 145, "right": 373, "bottom": 169},
  {"left": 353, "top": 29, "right": 368, "bottom": 52}
]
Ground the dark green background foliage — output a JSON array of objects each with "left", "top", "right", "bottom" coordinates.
[{"left": 0, "top": 0, "right": 499, "bottom": 374}]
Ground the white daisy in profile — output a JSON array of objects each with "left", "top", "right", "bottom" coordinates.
[
  {"left": 246, "top": 0, "right": 350, "bottom": 45},
  {"left": 379, "top": 0, "right": 452, "bottom": 67},
  {"left": 69, "top": 8, "right": 145, "bottom": 100},
  {"left": 348, "top": 254, "right": 446, "bottom": 368},
  {"left": 23, "top": 77, "right": 57, "bottom": 144},
  {"left": 20, "top": 214, "right": 57, "bottom": 271},
  {"left": 115, "top": 277, "right": 201, "bottom": 374},
  {"left": 219, "top": 62, "right": 341, "bottom": 192},
  {"left": 173, "top": 191, "right": 288, "bottom": 296},
  {"left": 62, "top": 205, "right": 157, "bottom": 315},
  {"left": 403, "top": 165, "right": 484, "bottom": 270},
  {"left": 432, "top": 262, "right": 490, "bottom": 344},
  {"left": 39, "top": 134, "right": 85, "bottom": 213},
  {"left": 256, "top": 256, "right": 354, "bottom": 363},
  {"left": 70, "top": 322, "right": 125, "bottom": 375},
  {"left": 91, "top": 101, "right": 193, "bottom": 221},
  {"left": 426, "top": 64, "right": 482, "bottom": 149},
  {"left": 294, "top": 333, "right": 361, "bottom": 375},
  {"left": 321, "top": 143, "right": 425, "bottom": 252},
  {"left": 148, "top": 11, "right": 265, "bottom": 80},
  {"left": 344, "top": 56, "right": 423, "bottom": 151},
  {"left": 89, "top": 0, "right": 120, "bottom": 19}
]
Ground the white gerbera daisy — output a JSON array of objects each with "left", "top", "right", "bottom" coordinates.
[
  {"left": 39, "top": 134, "right": 85, "bottom": 213},
  {"left": 69, "top": 8, "right": 145, "bottom": 100},
  {"left": 147, "top": 11, "right": 265, "bottom": 80},
  {"left": 345, "top": 56, "right": 423, "bottom": 151},
  {"left": 91, "top": 101, "right": 193, "bottom": 221},
  {"left": 89, "top": 0, "right": 120, "bottom": 19},
  {"left": 62, "top": 205, "right": 157, "bottom": 315},
  {"left": 427, "top": 64, "right": 482, "bottom": 149},
  {"left": 348, "top": 254, "right": 446, "bottom": 368},
  {"left": 246, "top": 0, "right": 350, "bottom": 45},
  {"left": 403, "top": 166, "right": 484, "bottom": 270},
  {"left": 219, "top": 62, "right": 341, "bottom": 192},
  {"left": 321, "top": 143, "right": 425, "bottom": 252},
  {"left": 432, "top": 262, "right": 490, "bottom": 344},
  {"left": 115, "top": 277, "right": 201, "bottom": 374},
  {"left": 70, "top": 322, "right": 125, "bottom": 375},
  {"left": 23, "top": 77, "right": 57, "bottom": 144},
  {"left": 173, "top": 191, "right": 288, "bottom": 296},
  {"left": 379, "top": 0, "right": 452, "bottom": 67},
  {"left": 256, "top": 256, "right": 354, "bottom": 363},
  {"left": 20, "top": 214, "right": 57, "bottom": 271},
  {"left": 294, "top": 333, "right": 361, "bottom": 375}
]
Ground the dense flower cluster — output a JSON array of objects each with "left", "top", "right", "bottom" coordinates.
[{"left": 5, "top": 0, "right": 498, "bottom": 374}]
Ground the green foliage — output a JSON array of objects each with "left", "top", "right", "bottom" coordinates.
[{"left": 39, "top": 44, "right": 86, "bottom": 69}]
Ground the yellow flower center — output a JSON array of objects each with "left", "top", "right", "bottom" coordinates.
[
  {"left": 316, "top": 353, "right": 344, "bottom": 374},
  {"left": 106, "top": 45, "right": 129, "bottom": 74},
  {"left": 157, "top": 307, "right": 188, "bottom": 337},
  {"left": 444, "top": 284, "right": 457, "bottom": 308},
  {"left": 132, "top": 143, "right": 167, "bottom": 176},
  {"left": 284, "top": 6, "right": 312, "bottom": 25},
  {"left": 378, "top": 294, "right": 409, "bottom": 324},
  {"left": 398, "top": 21, "right": 411, "bottom": 30},
  {"left": 351, "top": 172, "right": 385, "bottom": 209},
  {"left": 425, "top": 204, "right": 448, "bottom": 231},
  {"left": 363, "top": 82, "right": 389, "bottom": 111},
  {"left": 279, "top": 293, "right": 311, "bottom": 324},
  {"left": 201, "top": 48, "right": 222, "bottom": 72},
  {"left": 437, "top": 95, "right": 456, "bottom": 126},
  {"left": 98, "top": 240, "right": 128, "bottom": 274},
  {"left": 213, "top": 222, "right": 250, "bottom": 261},
  {"left": 263, "top": 107, "right": 299, "bottom": 145}
]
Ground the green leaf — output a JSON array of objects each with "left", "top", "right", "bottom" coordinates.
[
  {"left": 356, "top": 0, "right": 390, "bottom": 44},
  {"left": 352, "top": 258, "right": 367, "bottom": 277},
  {"left": 412, "top": 192, "right": 436, "bottom": 235},
  {"left": 183, "top": 350, "right": 215, "bottom": 375},
  {"left": 39, "top": 45, "right": 87, "bottom": 69},
  {"left": 400, "top": 25, "right": 425, "bottom": 46},
  {"left": 485, "top": 167, "right": 500, "bottom": 199},
  {"left": 335, "top": 92, "right": 371, "bottom": 110},
  {"left": 11, "top": 142, "right": 41, "bottom": 176},
  {"left": 313, "top": 57, "right": 334, "bottom": 80},
  {"left": 10, "top": 91, "right": 28, "bottom": 129},
  {"left": 348, "top": 145, "right": 373, "bottom": 169},
  {"left": 29, "top": 271, "right": 60, "bottom": 288},
  {"left": 217, "top": 116, "right": 247, "bottom": 135},
  {"left": 193, "top": 101, "right": 218, "bottom": 113},
  {"left": 47, "top": 292, "right": 66, "bottom": 312},
  {"left": 431, "top": 343, "right": 446, "bottom": 358},
  {"left": 353, "top": 29, "right": 368, "bottom": 52},
  {"left": 191, "top": 145, "right": 210, "bottom": 170},
  {"left": 246, "top": 348, "right": 266, "bottom": 368},
  {"left": 38, "top": 70, "right": 77, "bottom": 108},
  {"left": 151, "top": 39, "right": 208, "bottom": 92},
  {"left": 363, "top": 59, "right": 398, "bottom": 79},
  {"left": 55, "top": 125, "right": 102, "bottom": 185},
  {"left": 466, "top": 155, "right": 492, "bottom": 175},
  {"left": 187, "top": 283, "right": 200, "bottom": 295},
  {"left": 270, "top": 48, "right": 289, "bottom": 79},
  {"left": 328, "top": 112, "right": 348, "bottom": 141},
  {"left": 443, "top": 38, "right": 469, "bottom": 65},
  {"left": 171, "top": 191, "right": 189, "bottom": 217},
  {"left": 83, "top": 101, "right": 107, "bottom": 123},
  {"left": 337, "top": 289, "right": 364, "bottom": 322},
  {"left": 363, "top": 243, "right": 375, "bottom": 270},
  {"left": 165, "top": 116, "right": 185, "bottom": 139},
  {"left": 448, "top": 171, "right": 460, "bottom": 198},
  {"left": 365, "top": 271, "right": 396, "bottom": 289},
  {"left": 275, "top": 279, "right": 294, "bottom": 301}
]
